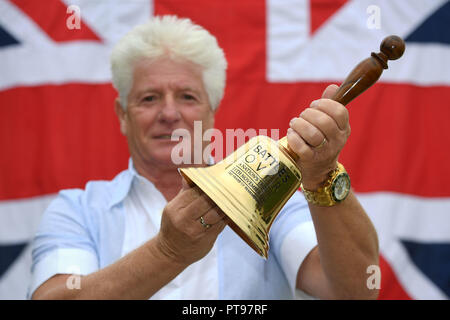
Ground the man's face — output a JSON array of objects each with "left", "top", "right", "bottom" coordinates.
[{"left": 116, "top": 57, "right": 215, "bottom": 169}]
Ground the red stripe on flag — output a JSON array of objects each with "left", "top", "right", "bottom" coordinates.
[
  {"left": 155, "top": 0, "right": 267, "bottom": 82},
  {"left": 0, "top": 84, "right": 128, "bottom": 200},
  {"left": 11, "top": 0, "right": 101, "bottom": 42},
  {"left": 341, "top": 82, "right": 450, "bottom": 197},
  {"left": 215, "top": 81, "right": 450, "bottom": 198},
  {"left": 310, "top": 0, "right": 349, "bottom": 35},
  {"left": 8, "top": 82, "right": 449, "bottom": 200},
  {"left": 378, "top": 254, "right": 412, "bottom": 300}
]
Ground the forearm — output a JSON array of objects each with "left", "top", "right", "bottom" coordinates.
[
  {"left": 308, "top": 191, "right": 379, "bottom": 299},
  {"left": 33, "top": 237, "right": 187, "bottom": 300}
]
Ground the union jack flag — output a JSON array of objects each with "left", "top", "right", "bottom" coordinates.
[{"left": 0, "top": 0, "right": 449, "bottom": 300}]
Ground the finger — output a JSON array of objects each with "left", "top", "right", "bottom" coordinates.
[
  {"left": 321, "top": 84, "right": 339, "bottom": 99},
  {"left": 310, "top": 99, "right": 349, "bottom": 131},
  {"left": 195, "top": 208, "right": 225, "bottom": 233},
  {"left": 290, "top": 116, "right": 326, "bottom": 148},
  {"left": 286, "top": 127, "right": 314, "bottom": 160},
  {"left": 205, "top": 217, "right": 227, "bottom": 235},
  {"left": 299, "top": 107, "right": 339, "bottom": 141},
  {"left": 186, "top": 193, "right": 217, "bottom": 219},
  {"left": 172, "top": 186, "right": 203, "bottom": 210},
  {"left": 199, "top": 207, "right": 226, "bottom": 225}
]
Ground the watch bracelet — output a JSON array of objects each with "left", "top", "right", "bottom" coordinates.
[{"left": 301, "top": 163, "right": 347, "bottom": 207}]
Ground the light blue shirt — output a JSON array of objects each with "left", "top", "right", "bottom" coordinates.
[{"left": 29, "top": 159, "right": 317, "bottom": 299}]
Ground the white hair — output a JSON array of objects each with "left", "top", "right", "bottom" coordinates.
[{"left": 110, "top": 15, "right": 227, "bottom": 111}]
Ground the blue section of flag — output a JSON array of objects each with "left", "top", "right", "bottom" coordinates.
[
  {"left": 0, "top": 24, "right": 19, "bottom": 47},
  {"left": 0, "top": 243, "right": 27, "bottom": 279},
  {"left": 401, "top": 240, "right": 450, "bottom": 298},
  {"left": 405, "top": 1, "right": 450, "bottom": 45},
  {"left": 0, "top": 242, "right": 28, "bottom": 279}
]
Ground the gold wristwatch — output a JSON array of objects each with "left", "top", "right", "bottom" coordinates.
[{"left": 301, "top": 162, "right": 351, "bottom": 206}]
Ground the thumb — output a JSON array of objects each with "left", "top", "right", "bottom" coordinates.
[
  {"left": 181, "top": 175, "right": 192, "bottom": 190},
  {"left": 177, "top": 168, "right": 194, "bottom": 190},
  {"left": 321, "top": 84, "right": 339, "bottom": 99}
]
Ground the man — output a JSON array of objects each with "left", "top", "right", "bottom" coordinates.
[{"left": 29, "top": 15, "right": 379, "bottom": 299}]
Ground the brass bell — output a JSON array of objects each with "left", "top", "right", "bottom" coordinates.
[{"left": 180, "top": 35, "right": 405, "bottom": 258}]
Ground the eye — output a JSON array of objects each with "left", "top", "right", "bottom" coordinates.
[
  {"left": 143, "top": 95, "right": 156, "bottom": 102},
  {"left": 182, "top": 94, "right": 196, "bottom": 101}
]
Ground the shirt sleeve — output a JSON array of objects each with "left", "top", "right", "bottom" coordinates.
[
  {"left": 28, "top": 189, "right": 99, "bottom": 299},
  {"left": 269, "top": 191, "right": 318, "bottom": 297}
]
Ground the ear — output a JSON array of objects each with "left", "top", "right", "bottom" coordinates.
[{"left": 114, "top": 98, "right": 127, "bottom": 136}]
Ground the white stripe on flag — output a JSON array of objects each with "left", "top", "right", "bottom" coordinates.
[
  {"left": 267, "top": 0, "right": 450, "bottom": 85},
  {"left": 356, "top": 192, "right": 450, "bottom": 244},
  {"left": 0, "top": 0, "right": 152, "bottom": 90},
  {"left": 0, "top": 194, "right": 56, "bottom": 243},
  {"left": 61, "top": 0, "right": 154, "bottom": 44},
  {"left": 382, "top": 239, "right": 447, "bottom": 300},
  {"left": 356, "top": 191, "right": 450, "bottom": 300}
]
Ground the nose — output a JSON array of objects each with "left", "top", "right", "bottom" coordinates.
[{"left": 158, "top": 95, "right": 181, "bottom": 124}]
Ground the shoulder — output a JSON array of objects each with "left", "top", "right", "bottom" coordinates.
[
  {"left": 34, "top": 169, "right": 131, "bottom": 259},
  {"left": 56, "top": 169, "right": 131, "bottom": 210},
  {"left": 43, "top": 169, "right": 132, "bottom": 227}
]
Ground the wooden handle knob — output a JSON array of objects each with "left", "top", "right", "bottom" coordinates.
[
  {"left": 332, "top": 35, "right": 405, "bottom": 106},
  {"left": 380, "top": 35, "right": 405, "bottom": 61}
]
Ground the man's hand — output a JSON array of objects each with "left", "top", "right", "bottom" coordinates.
[
  {"left": 32, "top": 178, "right": 227, "bottom": 300},
  {"left": 156, "top": 178, "right": 227, "bottom": 266},
  {"left": 287, "top": 84, "right": 351, "bottom": 190}
]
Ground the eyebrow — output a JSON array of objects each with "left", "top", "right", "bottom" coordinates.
[
  {"left": 136, "top": 86, "right": 203, "bottom": 97},
  {"left": 176, "top": 86, "right": 203, "bottom": 94}
]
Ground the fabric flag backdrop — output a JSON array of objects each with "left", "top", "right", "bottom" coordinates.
[{"left": 0, "top": 0, "right": 449, "bottom": 300}]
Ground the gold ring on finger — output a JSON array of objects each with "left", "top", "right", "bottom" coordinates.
[
  {"left": 199, "top": 216, "right": 211, "bottom": 229},
  {"left": 315, "top": 138, "right": 327, "bottom": 149}
]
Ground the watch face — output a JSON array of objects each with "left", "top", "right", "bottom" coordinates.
[{"left": 332, "top": 173, "right": 351, "bottom": 201}]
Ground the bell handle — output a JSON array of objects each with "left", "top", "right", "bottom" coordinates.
[{"left": 279, "top": 35, "right": 405, "bottom": 161}]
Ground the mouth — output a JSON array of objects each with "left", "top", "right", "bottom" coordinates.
[
  {"left": 153, "top": 133, "right": 185, "bottom": 142},
  {"left": 154, "top": 134, "right": 173, "bottom": 139}
]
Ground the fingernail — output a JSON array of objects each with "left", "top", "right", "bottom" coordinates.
[
  {"left": 310, "top": 100, "right": 318, "bottom": 107},
  {"left": 289, "top": 118, "right": 295, "bottom": 125}
]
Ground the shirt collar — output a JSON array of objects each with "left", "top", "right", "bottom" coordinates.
[
  {"left": 108, "top": 155, "right": 216, "bottom": 209},
  {"left": 108, "top": 158, "right": 139, "bottom": 209}
]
